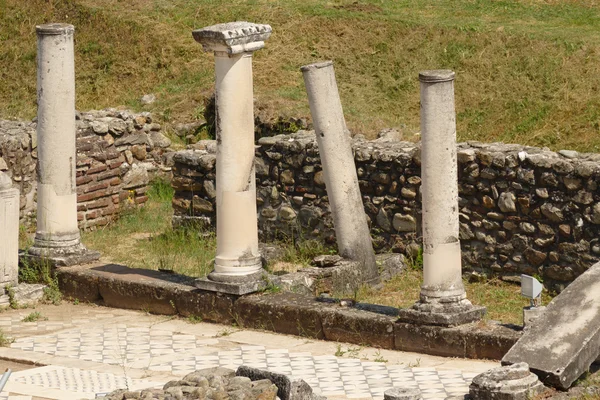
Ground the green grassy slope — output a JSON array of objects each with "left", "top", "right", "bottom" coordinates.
[{"left": 2, "top": 0, "right": 600, "bottom": 151}]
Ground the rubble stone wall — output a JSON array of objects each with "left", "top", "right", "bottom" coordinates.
[
  {"left": 0, "top": 109, "right": 173, "bottom": 229},
  {"left": 172, "top": 131, "right": 600, "bottom": 289}
]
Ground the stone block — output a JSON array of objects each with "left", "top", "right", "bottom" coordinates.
[
  {"left": 522, "top": 306, "right": 546, "bottom": 328},
  {"left": 234, "top": 293, "right": 328, "bottom": 339},
  {"left": 502, "top": 261, "right": 600, "bottom": 389},
  {"left": 56, "top": 265, "right": 101, "bottom": 303},
  {"left": 194, "top": 276, "right": 265, "bottom": 296},
  {"left": 384, "top": 387, "right": 422, "bottom": 400},
  {"left": 236, "top": 365, "right": 322, "bottom": 400},
  {"left": 397, "top": 304, "right": 486, "bottom": 327},
  {"left": 469, "top": 362, "right": 545, "bottom": 400},
  {"left": 0, "top": 174, "right": 19, "bottom": 287},
  {"left": 321, "top": 307, "right": 396, "bottom": 349},
  {"left": 395, "top": 320, "right": 520, "bottom": 360}
]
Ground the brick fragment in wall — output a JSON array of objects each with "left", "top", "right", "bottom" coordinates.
[
  {"left": 1, "top": 109, "right": 171, "bottom": 228},
  {"left": 172, "top": 130, "right": 600, "bottom": 290}
]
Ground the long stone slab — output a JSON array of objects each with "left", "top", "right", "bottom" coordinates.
[
  {"left": 56, "top": 263, "right": 521, "bottom": 360},
  {"left": 502, "top": 261, "right": 600, "bottom": 389}
]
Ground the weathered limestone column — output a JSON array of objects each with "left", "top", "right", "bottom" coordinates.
[
  {"left": 192, "top": 22, "right": 271, "bottom": 292},
  {"left": 0, "top": 173, "right": 19, "bottom": 287},
  {"left": 398, "top": 70, "right": 484, "bottom": 326},
  {"left": 28, "top": 23, "right": 99, "bottom": 266},
  {"left": 301, "top": 61, "right": 379, "bottom": 286}
]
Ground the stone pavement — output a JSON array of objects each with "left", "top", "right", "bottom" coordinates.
[{"left": 0, "top": 303, "right": 499, "bottom": 400}]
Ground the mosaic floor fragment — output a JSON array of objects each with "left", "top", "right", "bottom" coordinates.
[{"left": 1, "top": 304, "right": 495, "bottom": 400}]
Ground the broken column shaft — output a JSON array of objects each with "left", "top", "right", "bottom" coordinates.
[
  {"left": 301, "top": 61, "right": 379, "bottom": 286},
  {"left": 28, "top": 23, "right": 99, "bottom": 266},
  {"left": 192, "top": 22, "right": 271, "bottom": 287},
  {"left": 398, "top": 70, "right": 484, "bottom": 326},
  {"left": 0, "top": 173, "right": 19, "bottom": 287}
]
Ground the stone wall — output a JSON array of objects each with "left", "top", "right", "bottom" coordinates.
[
  {"left": 0, "top": 109, "right": 173, "bottom": 228},
  {"left": 172, "top": 130, "right": 600, "bottom": 290}
]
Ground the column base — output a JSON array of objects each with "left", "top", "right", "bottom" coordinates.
[
  {"left": 397, "top": 297, "right": 486, "bottom": 327},
  {"left": 469, "top": 362, "right": 545, "bottom": 400},
  {"left": 195, "top": 270, "right": 266, "bottom": 295},
  {"left": 26, "top": 242, "right": 100, "bottom": 267}
]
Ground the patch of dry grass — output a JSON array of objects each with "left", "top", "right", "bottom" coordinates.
[
  {"left": 356, "top": 267, "right": 554, "bottom": 325},
  {"left": 80, "top": 179, "right": 216, "bottom": 277},
  {"left": 3, "top": 0, "right": 600, "bottom": 151}
]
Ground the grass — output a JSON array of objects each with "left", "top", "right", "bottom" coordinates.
[
  {"left": 0, "top": 330, "right": 13, "bottom": 347},
  {"left": 187, "top": 315, "right": 203, "bottom": 324},
  {"left": 81, "top": 179, "right": 216, "bottom": 277},
  {"left": 22, "top": 311, "right": 47, "bottom": 322},
  {"left": 19, "top": 255, "right": 63, "bottom": 305},
  {"left": 3, "top": 0, "right": 600, "bottom": 151},
  {"left": 355, "top": 267, "right": 554, "bottom": 326},
  {"left": 79, "top": 178, "right": 330, "bottom": 277}
]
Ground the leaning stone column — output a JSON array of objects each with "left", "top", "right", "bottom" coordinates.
[
  {"left": 301, "top": 61, "right": 379, "bottom": 286},
  {"left": 398, "top": 70, "right": 484, "bottom": 326},
  {"left": 0, "top": 173, "right": 19, "bottom": 287},
  {"left": 192, "top": 22, "right": 271, "bottom": 293},
  {"left": 28, "top": 23, "right": 99, "bottom": 266}
]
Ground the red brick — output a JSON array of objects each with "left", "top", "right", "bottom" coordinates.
[
  {"left": 77, "top": 204, "right": 87, "bottom": 212},
  {"left": 101, "top": 206, "right": 118, "bottom": 216},
  {"left": 96, "top": 169, "right": 121, "bottom": 181},
  {"left": 112, "top": 194, "right": 120, "bottom": 204},
  {"left": 77, "top": 212, "right": 85, "bottom": 221},
  {"left": 135, "top": 195, "right": 149, "bottom": 204},
  {"left": 119, "top": 191, "right": 132, "bottom": 201},
  {"left": 85, "top": 210, "right": 100, "bottom": 219},
  {"left": 76, "top": 175, "right": 94, "bottom": 186},
  {"left": 84, "top": 216, "right": 111, "bottom": 228},
  {"left": 109, "top": 177, "right": 122, "bottom": 186},
  {"left": 86, "top": 198, "right": 110, "bottom": 209},
  {"left": 77, "top": 191, "right": 105, "bottom": 202},
  {"left": 84, "top": 182, "right": 110, "bottom": 194},
  {"left": 76, "top": 157, "right": 94, "bottom": 167},
  {"left": 108, "top": 159, "right": 124, "bottom": 169},
  {"left": 87, "top": 164, "right": 108, "bottom": 174}
]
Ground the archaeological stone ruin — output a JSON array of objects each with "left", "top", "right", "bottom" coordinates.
[
  {"left": 26, "top": 23, "right": 101, "bottom": 266},
  {"left": 191, "top": 21, "right": 273, "bottom": 295},
  {"left": 1, "top": 16, "right": 600, "bottom": 399},
  {"left": 396, "top": 70, "right": 485, "bottom": 326},
  {"left": 301, "top": 61, "right": 379, "bottom": 288}
]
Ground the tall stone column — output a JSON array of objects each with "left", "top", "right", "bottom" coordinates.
[
  {"left": 192, "top": 22, "right": 271, "bottom": 293},
  {"left": 301, "top": 61, "right": 379, "bottom": 287},
  {"left": 28, "top": 23, "right": 99, "bottom": 266},
  {"left": 398, "top": 70, "right": 485, "bottom": 326},
  {"left": 0, "top": 173, "right": 19, "bottom": 287}
]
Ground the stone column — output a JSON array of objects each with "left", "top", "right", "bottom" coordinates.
[
  {"left": 28, "top": 23, "right": 99, "bottom": 266},
  {"left": 398, "top": 70, "right": 484, "bottom": 326},
  {"left": 301, "top": 61, "right": 379, "bottom": 286},
  {"left": 0, "top": 173, "right": 19, "bottom": 287},
  {"left": 192, "top": 22, "right": 271, "bottom": 292}
]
